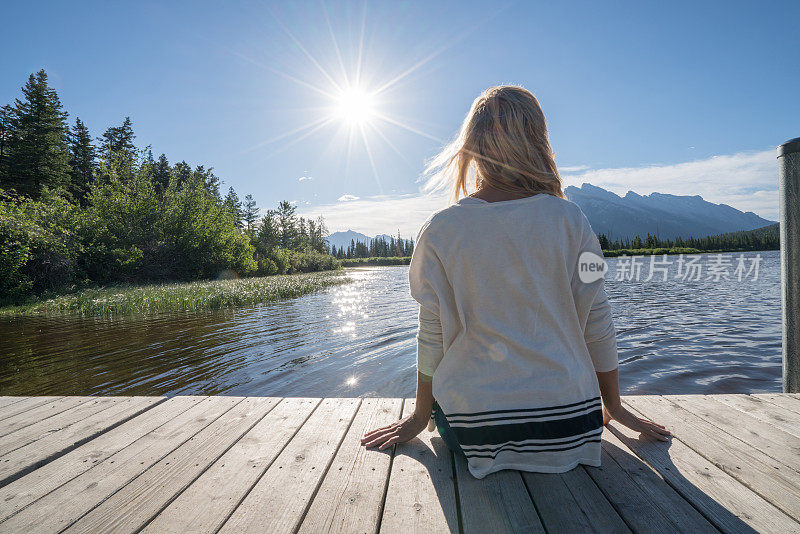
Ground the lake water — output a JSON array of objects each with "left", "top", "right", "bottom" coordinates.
[{"left": 0, "top": 250, "right": 782, "bottom": 397}]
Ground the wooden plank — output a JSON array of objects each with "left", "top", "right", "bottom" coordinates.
[
  {"left": 0, "top": 396, "right": 128, "bottom": 455},
  {"left": 753, "top": 393, "right": 800, "bottom": 415},
  {"left": 0, "top": 396, "right": 205, "bottom": 522},
  {"left": 670, "top": 395, "right": 800, "bottom": 471},
  {"left": 298, "top": 398, "right": 402, "bottom": 534},
  {"left": 0, "top": 397, "right": 92, "bottom": 438},
  {"left": 0, "top": 397, "right": 27, "bottom": 410},
  {"left": 523, "top": 463, "right": 631, "bottom": 533},
  {"left": 380, "top": 399, "right": 459, "bottom": 534},
  {"left": 65, "top": 397, "right": 280, "bottom": 533},
  {"left": 715, "top": 394, "right": 800, "bottom": 439},
  {"left": 219, "top": 398, "right": 361, "bottom": 534},
  {"left": 0, "top": 396, "right": 242, "bottom": 533},
  {"left": 614, "top": 402, "right": 800, "bottom": 533},
  {"left": 5, "top": 394, "right": 800, "bottom": 534},
  {"left": 563, "top": 467, "right": 632, "bottom": 532},
  {"left": 626, "top": 395, "right": 800, "bottom": 520},
  {"left": 598, "top": 429, "right": 718, "bottom": 533},
  {"left": 0, "top": 396, "right": 162, "bottom": 487},
  {"left": 0, "top": 397, "right": 63, "bottom": 422},
  {"left": 521, "top": 471, "right": 595, "bottom": 532},
  {"left": 455, "top": 455, "right": 544, "bottom": 533},
  {"left": 141, "top": 398, "right": 319, "bottom": 534}
]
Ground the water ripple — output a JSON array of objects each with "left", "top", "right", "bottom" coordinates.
[{"left": 0, "top": 251, "right": 782, "bottom": 397}]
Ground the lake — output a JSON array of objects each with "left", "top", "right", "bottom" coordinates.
[{"left": 0, "top": 250, "right": 782, "bottom": 397}]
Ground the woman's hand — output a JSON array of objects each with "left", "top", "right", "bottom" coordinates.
[
  {"left": 596, "top": 369, "right": 670, "bottom": 442},
  {"left": 361, "top": 411, "right": 429, "bottom": 450},
  {"left": 603, "top": 404, "right": 671, "bottom": 442}
]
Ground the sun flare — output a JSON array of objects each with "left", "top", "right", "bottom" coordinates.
[
  {"left": 334, "top": 87, "right": 374, "bottom": 125},
  {"left": 246, "top": 7, "right": 457, "bottom": 192}
]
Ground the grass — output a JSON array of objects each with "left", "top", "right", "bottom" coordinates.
[{"left": 0, "top": 271, "right": 351, "bottom": 317}]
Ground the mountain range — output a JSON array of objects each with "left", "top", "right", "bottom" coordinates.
[
  {"left": 564, "top": 184, "right": 773, "bottom": 240},
  {"left": 325, "top": 230, "right": 407, "bottom": 250},
  {"left": 326, "top": 184, "right": 775, "bottom": 248}
]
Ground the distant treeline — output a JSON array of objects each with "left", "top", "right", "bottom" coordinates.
[
  {"left": 0, "top": 70, "right": 338, "bottom": 303},
  {"left": 330, "top": 234, "right": 414, "bottom": 259},
  {"left": 340, "top": 256, "right": 412, "bottom": 266},
  {"left": 601, "top": 247, "right": 702, "bottom": 258},
  {"left": 598, "top": 224, "right": 779, "bottom": 253}
]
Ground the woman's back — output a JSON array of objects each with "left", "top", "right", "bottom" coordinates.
[{"left": 409, "top": 192, "right": 617, "bottom": 477}]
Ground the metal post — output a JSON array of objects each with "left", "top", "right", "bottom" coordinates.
[{"left": 779, "top": 137, "right": 800, "bottom": 392}]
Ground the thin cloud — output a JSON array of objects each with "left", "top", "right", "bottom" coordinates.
[
  {"left": 562, "top": 148, "right": 778, "bottom": 220},
  {"left": 298, "top": 176, "right": 313, "bottom": 182},
  {"left": 559, "top": 165, "right": 591, "bottom": 173},
  {"left": 303, "top": 193, "right": 447, "bottom": 237},
  {"left": 337, "top": 194, "right": 360, "bottom": 202}
]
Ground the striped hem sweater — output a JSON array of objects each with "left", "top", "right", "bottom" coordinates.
[{"left": 409, "top": 194, "right": 618, "bottom": 479}]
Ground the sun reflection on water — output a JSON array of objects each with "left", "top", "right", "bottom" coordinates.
[
  {"left": 330, "top": 271, "right": 374, "bottom": 338},
  {"left": 345, "top": 375, "right": 359, "bottom": 387}
]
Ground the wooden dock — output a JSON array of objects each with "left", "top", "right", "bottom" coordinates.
[{"left": 0, "top": 394, "right": 799, "bottom": 533}]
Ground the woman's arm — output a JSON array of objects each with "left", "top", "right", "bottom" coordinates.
[
  {"left": 361, "top": 371, "right": 433, "bottom": 450},
  {"left": 596, "top": 368, "right": 671, "bottom": 441},
  {"left": 576, "top": 223, "right": 670, "bottom": 441}
]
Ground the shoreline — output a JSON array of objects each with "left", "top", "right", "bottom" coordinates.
[
  {"left": 339, "top": 247, "right": 779, "bottom": 266},
  {"left": 0, "top": 270, "right": 350, "bottom": 317},
  {"left": 601, "top": 247, "right": 778, "bottom": 257}
]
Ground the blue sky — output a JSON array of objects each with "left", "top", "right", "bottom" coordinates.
[{"left": 2, "top": 1, "right": 798, "bottom": 235}]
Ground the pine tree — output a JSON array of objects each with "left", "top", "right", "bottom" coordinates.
[
  {"left": 257, "top": 210, "right": 280, "bottom": 251},
  {"left": 1, "top": 70, "right": 71, "bottom": 198},
  {"left": 297, "top": 217, "right": 308, "bottom": 249},
  {"left": 224, "top": 187, "right": 243, "bottom": 227},
  {"left": 68, "top": 117, "right": 96, "bottom": 204},
  {"left": 189, "top": 165, "right": 219, "bottom": 199},
  {"left": 276, "top": 200, "right": 297, "bottom": 248},
  {"left": 256, "top": 209, "right": 280, "bottom": 251},
  {"left": 172, "top": 161, "right": 191, "bottom": 189},
  {"left": 315, "top": 217, "right": 329, "bottom": 253},
  {"left": 0, "top": 105, "right": 12, "bottom": 180},
  {"left": 201, "top": 167, "right": 221, "bottom": 200},
  {"left": 99, "top": 116, "right": 136, "bottom": 162},
  {"left": 152, "top": 153, "right": 170, "bottom": 194},
  {"left": 243, "top": 194, "right": 258, "bottom": 232}
]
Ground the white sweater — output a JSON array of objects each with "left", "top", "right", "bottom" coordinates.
[{"left": 409, "top": 194, "right": 618, "bottom": 479}]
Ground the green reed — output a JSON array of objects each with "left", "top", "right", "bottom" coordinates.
[{"left": 0, "top": 271, "right": 351, "bottom": 317}]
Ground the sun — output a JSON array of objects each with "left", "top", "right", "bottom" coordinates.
[
  {"left": 334, "top": 87, "right": 374, "bottom": 125},
  {"left": 246, "top": 7, "right": 456, "bottom": 189}
]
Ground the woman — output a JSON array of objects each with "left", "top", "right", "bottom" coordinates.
[{"left": 361, "top": 85, "right": 669, "bottom": 479}]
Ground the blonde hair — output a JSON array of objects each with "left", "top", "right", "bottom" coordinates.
[{"left": 424, "top": 85, "right": 564, "bottom": 202}]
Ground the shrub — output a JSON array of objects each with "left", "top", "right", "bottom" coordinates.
[
  {"left": 257, "top": 257, "right": 279, "bottom": 276},
  {"left": 286, "top": 249, "right": 340, "bottom": 273},
  {"left": 0, "top": 189, "right": 83, "bottom": 302}
]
